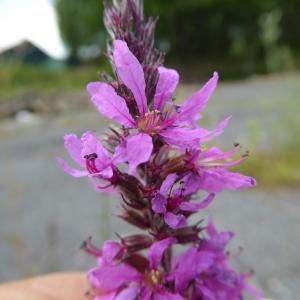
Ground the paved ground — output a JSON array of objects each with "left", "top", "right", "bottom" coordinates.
[{"left": 0, "top": 75, "right": 299, "bottom": 300}]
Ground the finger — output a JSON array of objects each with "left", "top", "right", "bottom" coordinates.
[{"left": 0, "top": 272, "right": 90, "bottom": 300}]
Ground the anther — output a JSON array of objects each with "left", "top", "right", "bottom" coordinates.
[{"left": 84, "top": 153, "right": 98, "bottom": 160}]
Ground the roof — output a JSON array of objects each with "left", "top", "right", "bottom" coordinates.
[{"left": 0, "top": 40, "right": 52, "bottom": 64}]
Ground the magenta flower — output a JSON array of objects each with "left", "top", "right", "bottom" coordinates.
[
  {"left": 87, "top": 40, "right": 229, "bottom": 173},
  {"left": 184, "top": 145, "right": 257, "bottom": 193},
  {"left": 57, "top": 132, "right": 118, "bottom": 189},
  {"left": 152, "top": 173, "right": 216, "bottom": 229},
  {"left": 88, "top": 237, "right": 185, "bottom": 300},
  {"left": 171, "top": 220, "right": 264, "bottom": 300}
]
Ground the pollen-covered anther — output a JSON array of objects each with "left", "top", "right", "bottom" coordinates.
[
  {"left": 137, "top": 110, "right": 164, "bottom": 135},
  {"left": 145, "top": 270, "right": 164, "bottom": 287}
]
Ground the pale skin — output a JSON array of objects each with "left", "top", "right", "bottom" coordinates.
[{"left": 0, "top": 273, "right": 91, "bottom": 300}]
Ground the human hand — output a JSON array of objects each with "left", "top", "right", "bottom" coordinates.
[{"left": 0, "top": 272, "right": 89, "bottom": 300}]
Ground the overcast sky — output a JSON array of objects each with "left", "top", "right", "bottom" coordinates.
[{"left": 0, "top": 0, "right": 67, "bottom": 59}]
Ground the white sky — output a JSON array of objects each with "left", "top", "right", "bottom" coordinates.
[{"left": 0, "top": 0, "right": 67, "bottom": 59}]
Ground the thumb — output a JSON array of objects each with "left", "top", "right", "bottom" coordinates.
[{"left": 0, "top": 272, "right": 90, "bottom": 300}]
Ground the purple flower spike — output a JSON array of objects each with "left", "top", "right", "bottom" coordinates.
[{"left": 59, "top": 1, "right": 262, "bottom": 299}]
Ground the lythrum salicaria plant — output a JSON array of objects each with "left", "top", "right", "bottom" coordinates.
[{"left": 58, "top": 0, "right": 264, "bottom": 299}]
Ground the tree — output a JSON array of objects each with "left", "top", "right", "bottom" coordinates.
[
  {"left": 55, "top": 0, "right": 105, "bottom": 63},
  {"left": 55, "top": 0, "right": 300, "bottom": 72}
]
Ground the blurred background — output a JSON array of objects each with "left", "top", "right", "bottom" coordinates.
[{"left": 0, "top": 0, "right": 299, "bottom": 299}]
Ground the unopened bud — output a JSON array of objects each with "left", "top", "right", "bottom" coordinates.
[
  {"left": 123, "top": 253, "right": 150, "bottom": 273},
  {"left": 121, "top": 234, "right": 153, "bottom": 253},
  {"left": 120, "top": 209, "right": 151, "bottom": 229},
  {"left": 171, "top": 225, "right": 203, "bottom": 244}
]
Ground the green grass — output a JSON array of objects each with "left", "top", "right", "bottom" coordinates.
[
  {"left": 0, "top": 61, "right": 110, "bottom": 99},
  {"left": 236, "top": 114, "right": 300, "bottom": 188},
  {"left": 235, "top": 149, "right": 300, "bottom": 188}
]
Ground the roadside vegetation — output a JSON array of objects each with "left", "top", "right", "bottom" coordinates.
[{"left": 0, "top": 61, "right": 110, "bottom": 99}]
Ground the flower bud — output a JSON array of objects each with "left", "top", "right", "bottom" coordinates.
[
  {"left": 171, "top": 225, "right": 203, "bottom": 244},
  {"left": 120, "top": 208, "right": 151, "bottom": 229},
  {"left": 121, "top": 234, "right": 153, "bottom": 253}
]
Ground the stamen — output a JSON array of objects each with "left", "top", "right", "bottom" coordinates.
[
  {"left": 145, "top": 270, "right": 164, "bottom": 287},
  {"left": 137, "top": 110, "right": 164, "bottom": 135},
  {"left": 80, "top": 237, "right": 102, "bottom": 257},
  {"left": 96, "top": 183, "right": 113, "bottom": 190},
  {"left": 85, "top": 153, "right": 99, "bottom": 174}
]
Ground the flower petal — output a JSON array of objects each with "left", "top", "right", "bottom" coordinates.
[
  {"left": 180, "top": 174, "right": 202, "bottom": 196},
  {"left": 179, "top": 193, "right": 216, "bottom": 212},
  {"left": 102, "top": 240, "right": 122, "bottom": 264},
  {"left": 80, "top": 132, "right": 114, "bottom": 179},
  {"left": 178, "top": 72, "right": 218, "bottom": 123},
  {"left": 152, "top": 193, "right": 167, "bottom": 214},
  {"left": 154, "top": 67, "right": 179, "bottom": 111},
  {"left": 81, "top": 132, "right": 112, "bottom": 173},
  {"left": 160, "top": 173, "right": 178, "bottom": 194},
  {"left": 81, "top": 132, "right": 109, "bottom": 158},
  {"left": 202, "top": 218, "right": 234, "bottom": 251},
  {"left": 113, "top": 40, "right": 147, "bottom": 115},
  {"left": 197, "top": 146, "right": 240, "bottom": 163},
  {"left": 95, "top": 292, "right": 116, "bottom": 300},
  {"left": 96, "top": 166, "right": 114, "bottom": 179},
  {"left": 196, "top": 285, "right": 216, "bottom": 300},
  {"left": 154, "top": 291, "right": 185, "bottom": 300},
  {"left": 164, "top": 212, "right": 187, "bottom": 229},
  {"left": 160, "top": 127, "right": 205, "bottom": 148},
  {"left": 115, "top": 287, "right": 140, "bottom": 300},
  {"left": 198, "top": 169, "right": 257, "bottom": 193},
  {"left": 87, "top": 264, "right": 140, "bottom": 292},
  {"left": 148, "top": 237, "right": 176, "bottom": 269},
  {"left": 196, "top": 251, "right": 216, "bottom": 273},
  {"left": 56, "top": 157, "right": 88, "bottom": 178},
  {"left": 64, "top": 134, "right": 84, "bottom": 167},
  {"left": 87, "top": 82, "right": 135, "bottom": 128},
  {"left": 199, "top": 116, "right": 231, "bottom": 143},
  {"left": 174, "top": 247, "right": 215, "bottom": 293},
  {"left": 126, "top": 133, "right": 153, "bottom": 174},
  {"left": 243, "top": 282, "right": 264, "bottom": 300},
  {"left": 173, "top": 246, "right": 198, "bottom": 292},
  {"left": 206, "top": 217, "right": 219, "bottom": 237},
  {"left": 112, "top": 142, "right": 127, "bottom": 165}
]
